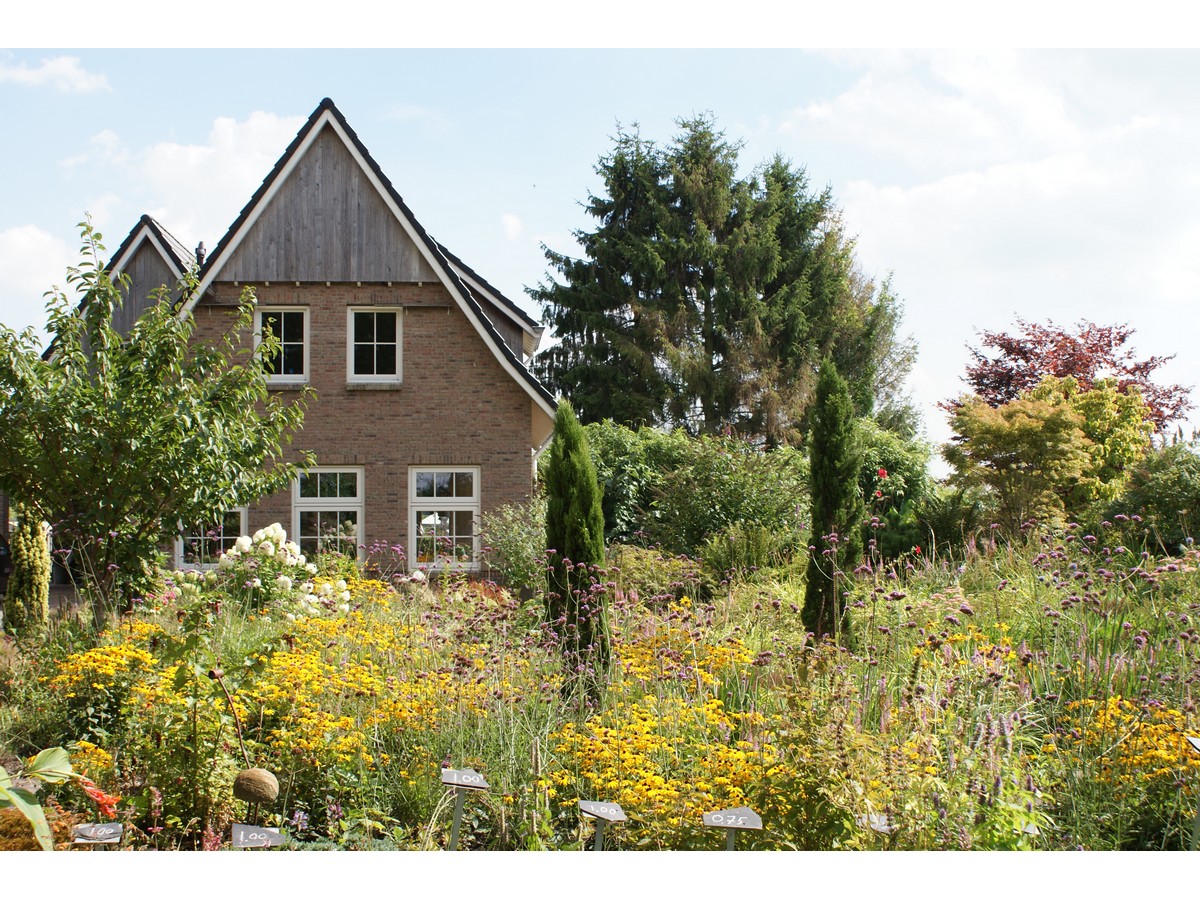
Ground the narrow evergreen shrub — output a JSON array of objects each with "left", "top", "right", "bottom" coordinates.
[
  {"left": 544, "top": 400, "right": 609, "bottom": 679},
  {"left": 803, "top": 362, "right": 863, "bottom": 641}
]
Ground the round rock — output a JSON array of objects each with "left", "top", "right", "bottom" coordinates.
[{"left": 233, "top": 768, "right": 279, "bottom": 804}]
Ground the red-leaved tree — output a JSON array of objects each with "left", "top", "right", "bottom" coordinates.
[{"left": 950, "top": 318, "right": 1190, "bottom": 433}]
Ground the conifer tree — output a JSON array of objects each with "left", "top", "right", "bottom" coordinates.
[
  {"left": 544, "top": 399, "right": 609, "bottom": 683},
  {"left": 803, "top": 362, "right": 863, "bottom": 642}
]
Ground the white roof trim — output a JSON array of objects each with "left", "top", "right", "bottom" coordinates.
[
  {"left": 110, "top": 226, "right": 186, "bottom": 282},
  {"left": 180, "top": 110, "right": 556, "bottom": 424}
]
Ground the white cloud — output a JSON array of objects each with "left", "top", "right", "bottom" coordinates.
[
  {"left": 61, "top": 129, "right": 128, "bottom": 170},
  {"left": 0, "top": 225, "right": 72, "bottom": 342},
  {"left": 139, "top": 111, "right": 306, "bottom": 250},
  {"left": 0, "top": 56, "right": 110, "bottom": 93},
  {"left": 501, "top": 213, "right": 523, "bottom": 241}
]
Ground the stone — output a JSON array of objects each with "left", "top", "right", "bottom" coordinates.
[{"left": 233, "top": 768, "right": 279, "bottom": 804}]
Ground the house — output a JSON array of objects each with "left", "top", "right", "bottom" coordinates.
[{"left": 104, "top": 98, "right": 556, "bottom": 572}]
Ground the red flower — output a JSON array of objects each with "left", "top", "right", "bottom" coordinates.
[
  {"left": 78, "top": 776, "right": 122, "bottom": 819},
  {"left": 877, "top": 468, "right": 888, "bottom": 479},
  {"left": 913, "top": 545, "right": 922, "bottom": 555},
  {"left": 875, "top": 490, "right": 883, "bottom": 498}
]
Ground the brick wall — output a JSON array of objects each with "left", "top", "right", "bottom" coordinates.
[{"left": 191, "top": 281, "right": 536, "bottom": 567}]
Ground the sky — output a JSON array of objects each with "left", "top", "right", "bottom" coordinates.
[{"left": 4, "top": 16, "right": 1200, "bottom": 477}]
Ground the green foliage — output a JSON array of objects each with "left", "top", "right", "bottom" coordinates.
[
  {"left": 945, "top": 376, "right": 1153, "bottom": 534},
  {"left": 803, "top": 362, "right": 863, "bottom": 640},
  {"left": 581, "top": 421, "right": 691, "bottom": 545},
  {"left": 479, "top": 490, "right": 547, "bottom": 594},
  {"left": 544, "top": 400, "right": 609, "bottom": 676},
  {"left": 944, "top": 391, "right": 1092, "bottom": 533},
  {"left": 858, "top": 418, "right": 933, "bottom": 558},
  {"left": 4, "top": 508, "right": 50, "bottom": 637},
  {"left": 1108, "top": 437, "right": 1200, "bottom": 554},
  {"left": 0, "top": 219, "right": 312, "bottom": 624},
  {"left": 0, "top": 747, "right": 73, "bottom": 851},
  {"left": 533, "top": 116, "right": 915, "bottom": 444},
  {"left": 608, "top": 544, "right": 711, "bottom": 604},
  {"left": 700, "top": 522, "right": 798, "bottom": 581}
]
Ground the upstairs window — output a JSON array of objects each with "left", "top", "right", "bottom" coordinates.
[
  {"left": 256, "top": 308, "right": 309, "bottom": 383},
  {"left": 347, "top": 308, "right": 401, "bottom": 383}
]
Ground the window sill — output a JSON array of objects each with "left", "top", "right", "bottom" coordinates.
[
  {"left": 346, "top": 382, "right": 404, "bottom": 391},
  {"left": 266, "top": 382, "right": 309, "bottom": 391}
]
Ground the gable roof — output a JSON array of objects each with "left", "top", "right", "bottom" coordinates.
[
  {"left": 108, "top": 214, "right": 195, "bottom": 282},
  {"left": 433, "top": 239, "right": 545, "bottom": 356},
  {"left": 42, "top": 215, "right": 194, "bottom": 360},
  {"left": 187, "top": 98, "right": 555, "bottom": 419}
]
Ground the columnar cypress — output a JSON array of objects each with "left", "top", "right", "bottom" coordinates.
[
  {"left": 544, "top": 399, "right": 610, "bottom": 683},
  {"left": 803, "top": 362, "right": 863, "bottom": 642},
  {"left": 4, "top": 508, "right": 50, "bottom": 636}
]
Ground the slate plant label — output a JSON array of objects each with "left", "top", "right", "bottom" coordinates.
[
  {"left": 73, "top": 823, "right": 123, "bottom": 844},
  {"left": 441, "top": 767, "right": 489, "bottom": 791},
  {"left": 231, "top": 824, "right": 286, "bottom": 848},
  {"left": 579, "top": 800, "right": 627, "bottom": 823},
  {"left": 702, "top": 807, "right": 763, "bottom": 830}
]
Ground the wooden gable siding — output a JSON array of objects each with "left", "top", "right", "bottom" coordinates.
[
  {"left": 476, "top": 294, "right": 523, "bottom": 358},
  {"left": 218, "top": 125, "right": 439, "bottom": 284},
  {"left": 112, "top": 240, "right": 181, "bottom": 334}
]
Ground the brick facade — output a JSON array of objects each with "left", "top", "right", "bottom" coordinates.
[{"left": 191, "top": 280, "right": 538, "bottom": 568}]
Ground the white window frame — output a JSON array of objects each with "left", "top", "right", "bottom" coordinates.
[
  {"left": 293, "top": 466, "right": 365, "bottom": 560},
  {"left": 255, "top": 306, "right": 310, "bottom": 384},
  {"left": 175, "top": 507, "right": 248, "bottom": 570},
  {"left": 346, "top": 307, "right": 403, "bottom": 384},
  {"left": 409, "top": 466, "right": 480, "bottom": 571}
]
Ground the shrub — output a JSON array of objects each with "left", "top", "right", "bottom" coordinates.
[
  {"left": 1107, "top": 438, "right": 1200, "bottom": 555},
  {"left": 479, "top": 490, "right": 547, "bottom": 594}
]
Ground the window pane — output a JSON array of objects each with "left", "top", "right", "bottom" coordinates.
[
  {"left": 375, "top": 345, "right": 396, "bottom": 375},
  {"left": 339, "top": 472, "right": 358, "bottom": 498},
  {"left": 282, "top": 344, "right": 304, "bottom": 375},
  {"left": 299, "top": 473, "right": 318, "bottom": 498},
  {"left": 318, "top": 472, "right": 338, "bottom": 497},
  {"left": 454, "top": 510, "right": 474, "bottom": 539},
  {"left": 376, "top": 312, "right": 396, "bottom": 343},
  {"left": 454, "top": 471, "right": 473, "bottom": 498},
  {"left": 415, "top": 472, "right": 434, "bottom": 497},
  {"left": 261, "top": 312, "right": 280, "bottom": 336},
  {"left": 435, "top": 473, "right": 452, "bottom": 497},
  {"left": 282, "top": 311, "right": 304, "bottom": 342},
  {"left": 354, "top": 344, "right": 375, "bottom": 374},
  {"left": 354, "top": 311, "right": 374, "bottom": 342},
  {"left": 299, "top": 509, "right": 319, "bottom": 534}
]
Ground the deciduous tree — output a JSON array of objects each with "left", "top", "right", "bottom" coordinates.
[
  {"left": 955, "top": 318, "right": 1189, "bottom": 432},
  {"left": 0, "top": 220, "right": 311, "bottom": 624}
]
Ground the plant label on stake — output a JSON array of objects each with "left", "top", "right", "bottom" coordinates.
[
  {"left": 855, "top": 812, "right": 895, "bottom": 835},
  {"left": 442, "top": 768, "right": 489, "bottom": 851},
  {"left": 73, "top": 823, "right": 123, "bottom": 845},
  {"left": 702, "top": 806, "right": 762, "bottom": 851},
  {"left": 231, "top": 823, "right": 286, "bottom": 848},
  {"left": 579, "top": 800, "right": 627, "bottom": 851}
]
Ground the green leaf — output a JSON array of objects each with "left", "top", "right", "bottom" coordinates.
[
  {"left": 0, "top": 784, "right": 55, "bottom": 851},
  {"left": 25, "top": 746, "right": 73, "bottom": 784}
]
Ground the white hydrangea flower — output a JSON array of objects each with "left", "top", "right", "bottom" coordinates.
[
  {"left": 340, "top": 590, "right": 351, "bottom": 603},
  {"left": 252, "top": 528, "right": 266, "bottom": 544},
  {"left": 235, "top": 535, "right": 253, "bottom": 554},
  {"left": 305, "top": 563, "right": 318, "bottom": 575},
  {"left": 410, "top": 569, "right": 427, "bottom": 583},
  {"left": 335, "top": 579, "right": 348, "bottom": 592},
  {"left": 258, "top": 540, "right": 275, "bottom": 558},
  {"left": 337, "top": 603, "right": 350, "bottom": 614},
  {"left": 318, "top": 583, "right": 333, "bottom": 598},
  {"left": 219, "top": 553, "right": 238, "bottom": 569},
  {"left": 276, "top": 575, "right": 293, "bottom": 592},
  {"left": 205, "top": 570, "right": 218, "bottom": 584},
  {"left": 250, "top": 577, "right": 262, "bottom": 589}
]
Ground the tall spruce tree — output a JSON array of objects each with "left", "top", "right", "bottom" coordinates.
[
  {"left": 803, "top": 362, "right": 864, "bottom": 641},
  {"left": 544, "top": 399, "right": 610, "bottom": 683},
  {"left": 532, "top": 115, "right": 914, "bottom": 445}
]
